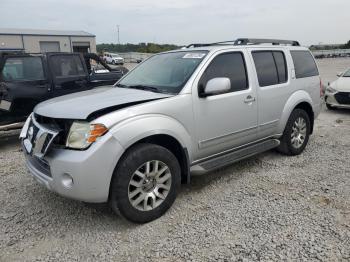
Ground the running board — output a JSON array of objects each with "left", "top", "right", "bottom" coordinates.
[
  {"left": 0, "top": 122, "right": 24, "bottom": 131},
  {"left": 191, "top": 139, "right": 280, "bottom": 174}
]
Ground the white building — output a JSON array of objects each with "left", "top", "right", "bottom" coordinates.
[{"left": 0, "top": 28, "right": 96, "bottom": 53}]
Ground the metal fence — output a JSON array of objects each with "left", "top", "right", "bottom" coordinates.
[
  {"left": 311, "top": 49, "right": 350, "bottom": 58},
  {"left": 117, "top": 52, "right": 153, "bottom": 63}
]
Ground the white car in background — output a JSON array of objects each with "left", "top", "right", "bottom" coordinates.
[
  {"left": 103, "top": 52, "right": 124, "bottom": 65},
  {"left": 325, "top": 68, "right": 350, "bottom": 109}
]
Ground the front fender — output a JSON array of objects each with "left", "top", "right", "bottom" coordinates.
[
  {"left": 109, "top": 114, "right": 193, "bottom": 159},
  {"left": 278, "top": 90, "right": 313, "bottom": 134}
]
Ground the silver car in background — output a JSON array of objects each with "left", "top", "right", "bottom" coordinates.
[
  {"left": 20, "top": 38, "right": 322, "bottom": 223},
  {"left": 325, "top": 68, "right": 350, "bottom": 109}
]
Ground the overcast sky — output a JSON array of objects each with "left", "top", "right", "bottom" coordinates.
[{"left": 1, "top": 0, "right": 349, "bottom": 46}]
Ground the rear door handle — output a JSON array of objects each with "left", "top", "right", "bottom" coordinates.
[{"left": 244, "top": 95, "right": 256, "bottom": 103}]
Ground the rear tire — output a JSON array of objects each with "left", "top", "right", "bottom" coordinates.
[
  {"left": 109, "top": 143, "right": 181, "bottom": 223},
  {"left": 277, "top": 109, "right": 311, "bottom": 156}
]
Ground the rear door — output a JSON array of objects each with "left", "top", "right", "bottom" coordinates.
[
  {"left": 249, "top": 48, "right": 290, "bottom": 138},
  {"left": 48, "top": 53, "right": 90, "bottom": 98}
]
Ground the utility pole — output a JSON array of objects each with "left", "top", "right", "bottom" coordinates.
[{"left": 117, "top": 25, "right": 120, "bottom": 45}]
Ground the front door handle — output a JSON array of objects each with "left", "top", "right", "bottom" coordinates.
[{"left": 244, "top": 95, "right": 256, "bottom": 103}]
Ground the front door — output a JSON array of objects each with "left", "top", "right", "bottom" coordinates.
[
  {"left": 48, "top": 53, "right": 90, "bottom": 98},
  {"left": 192, "top": 50, "right": 258, "bottom": 160}
]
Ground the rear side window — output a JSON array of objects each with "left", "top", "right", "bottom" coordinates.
[
  {"left": 252, "top": 51, "right": 288, "bottom": 87},
  {"left": 199, "top": 52, "right": 248, "bottom": 93},
  {"left": 1, "top": 57, "right": 44, "bottom": 81},
  {"left": 291, "top": 51, "right": 319, "bottom": 78},
  {"left": 50, "top": 55, "right": 85, "bottom": 78}
]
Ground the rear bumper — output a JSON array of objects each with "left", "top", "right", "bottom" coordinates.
[{"left": 23, "top": 133, "right": 125, "bottom": 203}]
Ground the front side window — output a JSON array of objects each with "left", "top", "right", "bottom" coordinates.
[
  {"left": 199, "top": 52, "right": 248, "bottom": 94},
  {"left": 252, "top": 51, "right": 288, "bottom": 87},
  {"left": 291, "top": 51, "right": 319, "bottom": 78},
  {"left": 51, "top": 55, "right": 85, "bottom": 78},
  {"left": 118, "top": 51, "right": 208, "bottom": 94},
  {"left": 1, "top": 57, "right": 44, "bottom": 81}
]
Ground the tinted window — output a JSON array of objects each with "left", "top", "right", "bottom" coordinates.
[
  {"left": 199, "top": 52, "right": 248, "bottom": 94},
  {"left": 51, "top": 55, "right": 85, "bottom": 78},
  {"left": 252, "top": 52, "right": 279, "bottom": 86},
  {"left": 2, "top": 57, "right": 44, "bottom": 81},
  {"left": 273, "top": 52, "right": 287, "bottom": 83},
  {"left": 291, "top": 51, "right": 319, "bottom": 78},
  {"left": 252, "top": 51, "right": 288, "bottom": 86}
]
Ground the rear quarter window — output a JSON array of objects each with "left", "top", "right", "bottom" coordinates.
[{"left": 291, "top": 51, "right": 319, "bottom": 78}]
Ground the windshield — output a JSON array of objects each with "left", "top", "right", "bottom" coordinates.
[
  {"left": 343, "top": 69, "right": 350, "bottom": 77},
  {"left": 112, "top": 55, "right": 120, "bottom": 57},
  {"left": 117, "top": 51, "right": 208, "bottom": 94}
]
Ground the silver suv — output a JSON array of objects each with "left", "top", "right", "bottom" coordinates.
[{"left": 20, "top": 38, "right": 322, "bottom": 223}]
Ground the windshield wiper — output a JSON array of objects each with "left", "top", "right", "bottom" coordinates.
[
  {"left": 115, "top": 83, "right": 171, "bottom": 94},
  {"left": 126, "top": 84, "right": 161, "bottom": 93}
]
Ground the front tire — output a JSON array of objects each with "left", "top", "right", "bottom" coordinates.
[
  {"left": 277, "top": 109, "right": 311, "bottom": 156},
  {"left": 109, "top": 143, "right": 181, "bottom": 223}
]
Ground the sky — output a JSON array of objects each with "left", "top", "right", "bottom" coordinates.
[{"left": 1, "top": 0, "right": 349, "bottom": 46}]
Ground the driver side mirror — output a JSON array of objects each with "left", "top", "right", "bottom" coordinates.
[
  {"left": 199, "top": 77, "right": 231, "bottom": 97},
  {"left": 337, "top": 72, "right": 343, "bottom": 77}
]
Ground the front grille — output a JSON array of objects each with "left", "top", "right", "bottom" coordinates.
[
  {"left": 334, "top": 92, "right": 350, "bottom": 105},
  {"left": 34, "top": 114, "right": 73, "bottom": 146},
  {"left": 24, "top": 115, "right": 59, "bottom": 157}
]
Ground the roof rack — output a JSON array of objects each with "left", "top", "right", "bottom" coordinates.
[
  {"left": 233, "top": 38, "right": 300, "bottom": 46},
  {"left": 185, "top": 38, "right": 300, "bottom": 48}
]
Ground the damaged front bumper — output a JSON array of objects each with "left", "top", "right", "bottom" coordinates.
[{"left": 20, "top": 115, "right": 125, "bottom": 203}]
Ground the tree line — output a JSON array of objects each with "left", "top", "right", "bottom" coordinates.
[{"left": 97, "top": 43, "right": 181, "bottom": 54}]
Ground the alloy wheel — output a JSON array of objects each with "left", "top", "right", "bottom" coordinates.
[
  {"left": 128, "top": 160, "right": 172, "bottom": 211},
  {"left": 291, "top": 117, "right": 307, "bottom": 149}
]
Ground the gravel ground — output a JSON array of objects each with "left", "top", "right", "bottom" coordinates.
[{"left": 0, "top": 59, "right": 350, "bottom": 261}]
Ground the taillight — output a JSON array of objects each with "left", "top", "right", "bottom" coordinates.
[{"left": 320, "top": 78, "right": 324, "bottom": 97}]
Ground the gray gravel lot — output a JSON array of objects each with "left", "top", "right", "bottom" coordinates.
[{"left": 0, "top": 59, "right": 350, "bottom": 261}]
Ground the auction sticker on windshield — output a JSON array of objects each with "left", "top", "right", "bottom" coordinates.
[{"left": 182, "top": 53, "right": 206, "bottom": 59}]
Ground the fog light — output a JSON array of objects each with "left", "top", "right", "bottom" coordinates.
[{"left": 62, "top": 173, "right": 74, "bottom": 188}]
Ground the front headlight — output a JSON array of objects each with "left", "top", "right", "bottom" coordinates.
[
  {"left": 66, "top": 122, "right": 108, "bottom": 149},
  {"left": 326, "top": 86, "right": 337, "bottom": 94}
]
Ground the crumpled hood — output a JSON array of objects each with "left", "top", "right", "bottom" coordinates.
[
  {"left": 332, "top": 77, "right": 350, "bottom": 92},
  {"left": 34, "top": 86, "right": 172, "bottom": 119}
]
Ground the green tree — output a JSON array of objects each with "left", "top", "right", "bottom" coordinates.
[{"left": 344, "top": 40, "right": 350, "bottom": 49}]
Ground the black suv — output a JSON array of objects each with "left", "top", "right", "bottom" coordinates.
[{"left": 0, "top": 52, "right": 125, "bottom": 128}]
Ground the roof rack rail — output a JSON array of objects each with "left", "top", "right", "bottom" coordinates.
[
  {"left": 185, "top": 38, "right": 300, "bottom": 49},
  {"left": 185, "top": 43, "right": 214, "bottom": 48},
  {"left": 233, "top": 38, "right": 300, "bottom": 46}
]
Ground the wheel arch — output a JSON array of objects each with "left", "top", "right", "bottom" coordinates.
[
  {"left": 279, "top": 91, "right": 315, "bottom": 134},
  {"left": 109, "top": 115, "right": 193, "bottom": 185}
]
